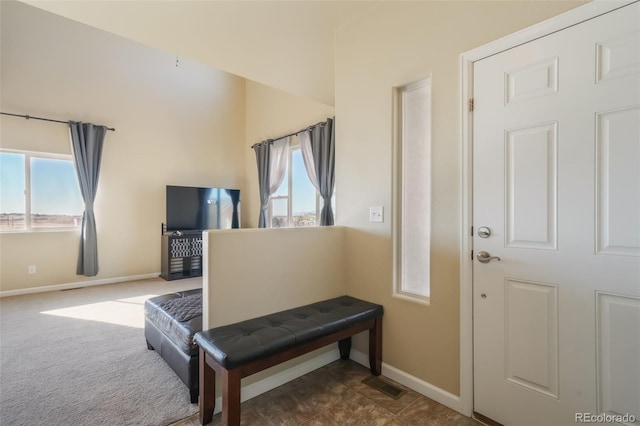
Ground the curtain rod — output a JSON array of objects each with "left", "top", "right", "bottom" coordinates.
[
  {"left": 0, "top": 112, "right": 116, "bottom": 131},
  {"left": 251, "top": 119, "right": 330, "bottom": 148}
]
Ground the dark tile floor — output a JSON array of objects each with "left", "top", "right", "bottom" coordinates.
[{"left": 172, "top": 360, "right": 481, "bottom": 425}]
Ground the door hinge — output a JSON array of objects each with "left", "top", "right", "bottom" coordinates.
[
  {"left": 468, "top": 99, "right": 474, "bottom": 112},
  {"left": 471, "top": 226, "right": 474, "bottom": 236},
  {"left": 471, "top": 249, "right": 474, "bottom": 260}
]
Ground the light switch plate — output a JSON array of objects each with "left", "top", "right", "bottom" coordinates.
[{"left": 370, "top": 206, "right": 383, "bottom": 223}]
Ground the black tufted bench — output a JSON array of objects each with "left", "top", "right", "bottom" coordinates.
[
  {"left": 194, "top": 295, "right": 383, "bottom": 425},
  {"left": 144, "top": 288, "right": 202, "bottom": 403}
]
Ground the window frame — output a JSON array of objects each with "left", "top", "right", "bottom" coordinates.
[
  {"left": 0, "top": 148, "right": 83, "bottom": 233},
  {"left": 267, "top": 141, "right": 321, "bottom": 228},
  {"left": 392, "top": 77, "right": 432, "bottom": 305}
]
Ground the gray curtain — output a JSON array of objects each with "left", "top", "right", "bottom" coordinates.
[
  {"left": 253, "top": 137, "right": 289, "bottom": 228},
  {"left": 69, "top": 121, "right": 107, "bottom": 276},
  {"left": 299, "top": 117, "right": 335, "bottom": 226},
  {"left": 225, "top": 189, "right": 241, "bottom": 229},
  {"left": 253, "top": 141, "right": 271, "bottom": 228}
]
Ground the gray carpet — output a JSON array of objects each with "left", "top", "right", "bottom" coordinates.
[{"left": 0, "top": 278, "right": 202, "bottom": 426}]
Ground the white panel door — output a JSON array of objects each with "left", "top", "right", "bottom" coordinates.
[{"left": 473, "top": 3, "right": 640, "bottom": 425}]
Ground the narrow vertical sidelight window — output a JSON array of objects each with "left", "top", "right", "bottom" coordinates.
[{"left": 393, "top": 78, "right": 432, "bottom": 302}]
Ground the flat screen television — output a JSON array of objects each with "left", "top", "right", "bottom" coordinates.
[{"left": 166, "top": 185, "right": 241, "bottom": 232}]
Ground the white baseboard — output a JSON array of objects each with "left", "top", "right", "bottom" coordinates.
[
  {"left": 0, "top": 272, "right": 161, "bottom": 297},
  {"left": 350, "top": 349, "right": 464, "bottom": 415},
  {"left": 211, "top": 348, "right": 341, "bottom": 414},
  {"left": 207, "top": 346, "right": 464, "bottom": 418}
]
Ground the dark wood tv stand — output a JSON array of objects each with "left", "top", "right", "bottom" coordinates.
[{"left": 160, "top": 232, "right": 203, "bottom": 281}]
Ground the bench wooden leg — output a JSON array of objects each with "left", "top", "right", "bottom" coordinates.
[
  {"left": 199, "top": 349, "right": 215, "bottom": 425},
  {"left": 221, "top": 368, "right": 241, "bottom": 426},
  {"left": 369, "top": 316, "right": 382, "bottom": 376},
  {"left": 338, "top": 337, "right": 351, "bottom": 360}
]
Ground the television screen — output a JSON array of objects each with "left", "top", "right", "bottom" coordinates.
[{"left": 166, "top": 185, "right": 240, "bottom": 232}]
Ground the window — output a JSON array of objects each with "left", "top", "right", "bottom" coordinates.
[
  {"left": 393, "top": 78, "right": 432, "bottom": 302},
  {"left": 0, "top": 150, "right": 83, "bottom": 231},
  {"left": 269, "top": 144, "right": 322, "bottom": 228}
]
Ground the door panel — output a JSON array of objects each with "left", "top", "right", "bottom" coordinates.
[
  {"left": 473, "top": 3, "right": 640, "bottom": 425},
  {"left": 596, "top": 106, "right": 640, "bottom": 256},
  {"left": 505, "top": 121, "right": 558, "bottom": 249},
  {"left": 596, "top": 293, "right": 640, "bottom": 420},
  {"left": 504, "top": 279, "right": 559, "bottom": 399}
]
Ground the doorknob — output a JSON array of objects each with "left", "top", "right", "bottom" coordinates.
[{"left": 477, "top": 251, "right": 501, "bottom": 263}]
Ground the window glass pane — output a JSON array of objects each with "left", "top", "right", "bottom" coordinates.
[
  {"left": 395, "top": 79, "right": 431, "bottom": 299},
  {"left": 291, "top": 149, "right": 317, "bottom": 227},
  {"left": 271, "top": 197, "right": 288, "bottom": 228},
  {"left": 0, "top": 152, "right": 26, "bottom": 230},
  {"left": 30, "top": 157, "right": 83, "bottom": 228}
]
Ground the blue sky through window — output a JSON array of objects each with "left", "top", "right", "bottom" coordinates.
[
  {"left": 271, "top": 148, "right": 317, "bottom": 217},
  {"left": 291, "top": 149, "right": 316, "bottom": 215},
  {"left": 0, "top": 152, "right": 26, "bottom": 214},
  {"left": 30, "top": 157, "right": 83, "bottom": 215},
  {"left": 0, "top": 152, "right": 83, "bottom": 215}
]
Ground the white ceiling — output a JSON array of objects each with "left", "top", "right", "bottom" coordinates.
[{"left": 22, "top": 0, "right": 380, "bottom": 106}]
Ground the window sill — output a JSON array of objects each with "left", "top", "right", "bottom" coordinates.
[
  {"left": 0, "top": 227, "right": 81, "bottom": 235},
  {"left": 392, "top": 291, "right": 431, "bottom": 306}
]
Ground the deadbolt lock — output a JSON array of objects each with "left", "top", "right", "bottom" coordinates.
[{"left": 477, "top": 226, "right": 491, "bottom": 238}]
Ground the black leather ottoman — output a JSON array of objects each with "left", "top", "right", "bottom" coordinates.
[{"left": 144, "top": 288, "right": 202, "bottom": 403}]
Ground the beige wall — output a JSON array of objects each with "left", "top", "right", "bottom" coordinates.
[
  {"left": 244, "top": 81, "right": 334, "bottom": 228},
  {"left": 24, "top": 0, "right": 375, "bottom": 106},
  {"left": 203, "top": 226, "right": 347, "bottom": 395},
  {"left": 335, "top": 0, "right": 585, "bottom": 395},
  {"left": 0, "top": 1, "right": 246, "bottom": 292},
  {"left": 204, "top": 227, "right": 346, "bottom": 328}
]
